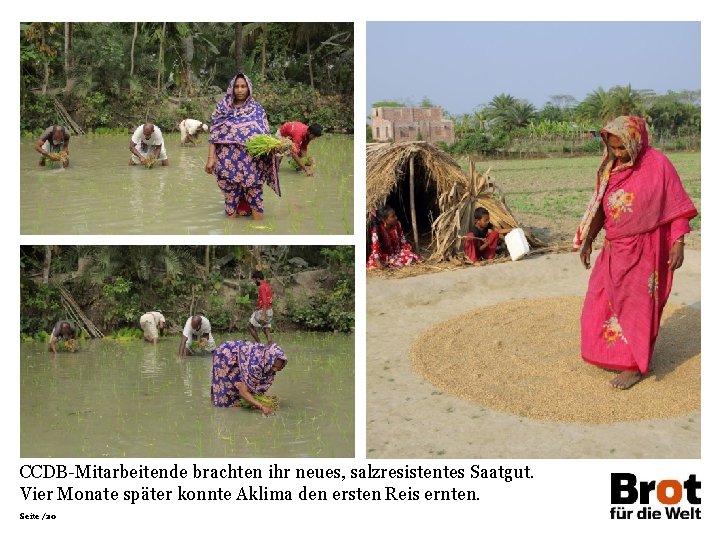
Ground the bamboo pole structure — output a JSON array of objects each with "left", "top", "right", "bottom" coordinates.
[
  {"left": 409, "top": 155, "right": 419, "bottom": 250},
  {"left": 52, "top": 96, "right": 85, "bottom": 135},
  {"left": 56, "top": 285, "right": 104, "bottom": 337}
]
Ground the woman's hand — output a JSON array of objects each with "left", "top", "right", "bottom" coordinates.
[
  {"left": 259, "top": 405, "right": 273, "bottom": 416},
  {"left": 668, "top": 241, "right": 685, "bottom": 271},
  {"left": 580, "top": 242, "right": 593, "bottom": 269},
  {"left": 205, "top": 156, "right": 217, "bottom": 174}
]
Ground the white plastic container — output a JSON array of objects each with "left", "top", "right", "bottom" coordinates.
[{"left": 505, "top": 228, "right": 531, "bottom": 261}]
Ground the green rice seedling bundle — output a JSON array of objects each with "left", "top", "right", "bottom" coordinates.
[
  {"left": 190, "top": 338, "right": 211, "bottom": 353},
  {"left": 58, "top": 338, "right": 79, "bottom": 352},
  {"left": 246, "top": 134, "right": 293, "bottom": 157},
  {"left": 48, "top": 151, "right": 69, "bottom": 167},
  {"left": 239, "top": 394, "right": 279, "bottom": 411},
  {"left": 107, "top": 327, "right": 144, "bottom": 341},
  {"left": 290, "top": 156, "right": 315, "bottom": 170},
  {"left": 144, "top": 155, "right": 157, "bottom": 169}
]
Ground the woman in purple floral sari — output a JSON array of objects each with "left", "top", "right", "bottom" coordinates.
[
  {"left": 205, "top": 73, "right": 280, "bottom": 220},
  {"left": 211, "top": 340, "right": 288, "bottom": 415}
]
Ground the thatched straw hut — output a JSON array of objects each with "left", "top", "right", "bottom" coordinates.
[{"left": 366, "top": 141, "right": 543, "bottom": 262}]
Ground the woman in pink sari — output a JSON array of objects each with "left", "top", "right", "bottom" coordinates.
[{"left": 575, "top": 116, "right": 697, "bottom": 389}]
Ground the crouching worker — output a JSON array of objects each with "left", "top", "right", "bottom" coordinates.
[
  {"left": 464, "top": 207, "right": 512, "bottom": 263},
  {"left": 48, "top": 320, "right": 78, "bottom": 353},
  {"left": 211, "top": 340, "right": 288, "bottom": 414},
  {"left": 179, "top": 118, "right": 208, "bottom": 146},
  {"left": 276, "top": 121, "right": 322, "bottom": 177},
  {"left": 179, "top": 315, "right": 216, "bottom": 356},
  {"left": 35, "top": 125, "right": 70, "bottom": 167},
  {"left": 129, "top": 123, "right": 169, "bottom": 167},
  {"left": 140, "top": 311, "right": 166, "bottom": 344}
]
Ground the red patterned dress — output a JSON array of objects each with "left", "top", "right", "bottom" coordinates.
[{"left": 366, "top": 221, "right": 421, "bottom": 269}]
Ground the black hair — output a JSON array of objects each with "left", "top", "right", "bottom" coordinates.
[
  {"left": 372, "top": 205, "right": 395, "bottom": 226},
  {"left": 252, "top": 270, "right": 264, "bottom": 280},
  {"left": 308, "top": 124, "right": 323, "bottom": 137},
  {"left": 474, "top": 207, "right": 490, "bottom": 220}
]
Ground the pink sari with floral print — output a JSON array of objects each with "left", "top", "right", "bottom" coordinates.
[{"left": 578, "top": 117, "right": 697, "bottom": 374}]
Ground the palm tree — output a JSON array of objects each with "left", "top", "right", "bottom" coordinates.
[
  {"left": 505, "top": 101, "right": 536, "bottom": 128},
  {"left": 483, "top": 93, "right": 518, "bottom": 121},
  {"left": 576, "top": 87, "right": 613, "bottom": 124},
  {"left": 608, "top": 85, "right": 645, "bottom": 118}
]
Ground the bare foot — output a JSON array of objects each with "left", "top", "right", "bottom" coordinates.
[
  {"left": 609, "top": 370, "right": 643, "bottom": 389},
  {"left": 251, "top": 210, "right": 263, "bottom": 221}
]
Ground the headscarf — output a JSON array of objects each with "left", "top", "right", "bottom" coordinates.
[
  {"left": 237, "top": 340, "right": 288, "bottom": 394},
  {"left": 573, "top": 116, "right": 696, "bottom": 247},
  {"left": 209, "top": 73, "right": 270, "bottom": 145},
  {"left": 574, "top": 116, "right": 648, "bottom": 249}
]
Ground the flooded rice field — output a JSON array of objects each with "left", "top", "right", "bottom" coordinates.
[
  {"left": 21, "top": 332, "right": 354, "bottom": 458},
  {"left": 20, "top": 133, "right": 353, "bottom": 235}
]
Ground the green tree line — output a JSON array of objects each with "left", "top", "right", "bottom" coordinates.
[
  {"left": 21, "top": 22, "right": 353, "bottom": 134},
  {"left": 370, "top": 85, "right": 700, "bottom": 155},
  {"left": 20, "top": 245, "right": 354, "bottom": 338}
]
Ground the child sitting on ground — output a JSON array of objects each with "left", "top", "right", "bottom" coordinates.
[
  {"left": 464, "top": 207, "right": 512, "bottom": 263},
  {"left": 366, "top": 205, "right": 421, "bottom": 269}
]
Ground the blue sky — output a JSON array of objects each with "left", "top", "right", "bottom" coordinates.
[{"left": 366, "top": 22, "right": 700, "bottom": 116}]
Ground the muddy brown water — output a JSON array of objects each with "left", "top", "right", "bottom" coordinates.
[
  {"left": 21, "top": 332, "right": 354, "bottom": 458},
  {"left": 20, "top": 134, "right": 353, "bottom": 235}
]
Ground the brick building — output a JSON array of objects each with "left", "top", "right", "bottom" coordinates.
[{"left": 370, "top": 107, "right": 455, "bottom": 144}]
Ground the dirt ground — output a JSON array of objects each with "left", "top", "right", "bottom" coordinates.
[{"left": 366, "top": 249, "right": 700, "bottom": 458}]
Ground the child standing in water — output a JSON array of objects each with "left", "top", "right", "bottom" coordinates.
[
  {"left": 464, "top": 207, "right": 512, "bottom": 263},
  {"left": 249, "top": 270, "right": 274, "bottom": 344}
]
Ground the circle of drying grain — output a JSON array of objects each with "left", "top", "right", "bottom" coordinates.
[{"left": 409, "top": 296, "right": 700, "bottom": 423}]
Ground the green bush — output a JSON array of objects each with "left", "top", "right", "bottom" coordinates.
[
  {"left": 287, "top": 276, "right": 354, "bottom": 332},
  {"left": 450, "top": 130, "right": 507, "bottom": 155},
  {"left": 582, "top": 138, "right": 604, "bottom": 154},
  {"left": 84, "top": 92, "right": 113, "bottom": 127},
  {"left": 88, "top": 127, "right": 128, "bottom": 135},
  {"left": 177, "top": 99, "right": 207, "bottom": 122},
  {"left": 204, "top": 290, "right": 252, "bottom": 332},
  {"left": 101, "top": 277, "right": 140, "bottom": 329},
  {"left": 20, "top": 94, "right": 56, "bottom": 133},
  {"left": 20, "top": 280, "right": 62, "bottom": 335}
]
